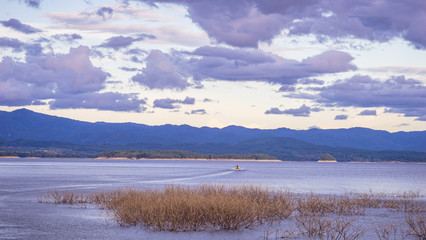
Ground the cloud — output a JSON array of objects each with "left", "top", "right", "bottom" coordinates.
[
  {"left": 132, "top": 50, "right": 191, "bottom": 90},
  {"left": 278, "top": 85, "right": 296, "bottom": 92},
  {"left": 289, "top": 0, "right": 426, "bottom": 49},
  {"left": 0, "top": 18, "right": 41, "bottom": 34},
  {"left": 153, "top": 97, "right": 195, "bottom": 109},
  {"left": 0, "top": 37, "right": 25, "bottom": 51},
  {"left": 0, "top": 37, "right": 43, "bottom": 56},
  {"left": 52, "top": 33, "right": 82, "bottom": 42},
  {"left": 334, "top": 114, "right": 348, "bottom": 120},
  {"left": 318, "top": 74, "right": 425, "bottom": 108},
  {"left": 298, "top": 78, "right": 324, "bottom": 85},
  {"left": 129, "top": 47, "right": 354, "bottom": 90},
  {"left": 265, "top": 104, "right": 312, "bottom": 117},
  {"left": 358, "top": 110, "right": 377, "bottom": 116},
  {"left": 0, "top": 46, "right": 110, "bottom": 106},
  {"left": 186, "top": 109, "right": 207, "bottom": 115},
  {"left": 182, "top": 46, "right": 355, "bottom": 85},
  {"left": 96, "top": 7, "right": 114, "bottom": 20},
  {"left": 136, "top": 0, "right": 426, "bottom": 48},
  {"left": 31, "top": 100, "right": 46, "bottom": 105},
  {"left": 120, "top": 67, "right": 138, "bottom": 72},
  {"left": 49, "top": 92, "right": 146, "bottom": 112},
  {"left": 301, "top": 50, "right": 357, "bottom": 73},
  {"left": 99, "top": 34, "right": 155, "bottom": 50},
  {"left": 21, "top": 0, "right": 42, "bottom": 8},
  {"left": 45, "top": 4, "right": 209, "bottom": 47},
  {"left": 296, "top": 75, "right": 426, "bottom": 121}
]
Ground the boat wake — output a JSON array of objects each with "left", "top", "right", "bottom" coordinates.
[{"left": 135, "top": 169, "right": 234, "bottom": 184}]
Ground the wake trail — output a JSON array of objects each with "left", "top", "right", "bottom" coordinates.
[
  {"left": 134, "top": 169, "right": 235, "bottom": 184},
  {"left": 0, "top": 170, "right": 238, "bottom": 200}
]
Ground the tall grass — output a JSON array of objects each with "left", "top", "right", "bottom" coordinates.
[
  {"left": 39, "top": 185, "right": 424, "bottom": 236},
  {"left": 99, "top": 185, "right": 295, "bottom": 231}
]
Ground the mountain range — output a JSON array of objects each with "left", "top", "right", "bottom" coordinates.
[{"left": 0, "top": 108, "right": 425, "bottom": 161}]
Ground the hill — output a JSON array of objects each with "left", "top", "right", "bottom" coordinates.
[
  {"left": 1, "top": 136, "right": 425, "bottom": 162},
  {"left": 0, "top": 108, "right": 425, "bottom": 154}
]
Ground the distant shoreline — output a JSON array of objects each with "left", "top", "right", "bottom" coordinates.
[
  {"left": 1, "top": 156, "right": 425, "bottom": 163},
  {"left": 97, "top": 157, "right": 282, "bottom": 162}
]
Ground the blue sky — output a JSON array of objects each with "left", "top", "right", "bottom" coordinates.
[{"left": 0, "top": 0, "right": 425, "bottom": 132}]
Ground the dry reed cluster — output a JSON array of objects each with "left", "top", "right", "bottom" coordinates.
[
  {"left": 38, "top": 185, "right": 425, "bottom": 239},
  {"left": 100, "top": 185, "right": 294, "bottom": 231}
]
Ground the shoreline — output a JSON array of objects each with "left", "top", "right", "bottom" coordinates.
[
  {"left": 96, "top": 157, "right": 282, "bottom": 162},
  {"left": 1, "top": 156, "right": 425, "bottom": 163}
]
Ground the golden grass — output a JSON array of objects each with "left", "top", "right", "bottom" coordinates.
[
  {"left": 39, "top": 185, "right": 425, "bottom": 236},
  {"left": 99, "top": 185, "right": 295, "bottom": 231}
]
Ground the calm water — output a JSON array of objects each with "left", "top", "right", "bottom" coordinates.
[{"left": 0, "top": 158, "right": 425, "bottom": 239}]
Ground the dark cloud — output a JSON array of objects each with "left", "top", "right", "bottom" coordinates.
[
  {"left": 0, "top": 37, "right": 25, "bottom": 51},
  {"left": 132, "top": 50, "right": 191, "bottom": 90},
  {"left": 99, "top": 34, "right": 155, "bottom": 50},
  {"left": 298, "top": 78, "right": 325, "bottom": 85},
  {"left": 52, "top": 33, "right": 82, "bottom": 42},
  {"left": 334, "top": 114, "right": 348, "bottom": 120},
  {"left": 182, "top": 46, "right": 355, "bottom": 84},
  {"left": 285, "top": 74, "right": 426, "bottom": 121},
  {"left": 126, "top": 48, "right": 147, "bottom": 55},
  {"left": 358, "top": 110, "right": 377, "bottom": 116},
  {"left": 278, "top": 85, "right": 296, "bottom": 92},
  {"left": 0, "top": 46, "right": 110, "bottom": 106},
  {"left": 96, "top": 7, "right": 114, "bottom": 20},
  {"left": 129, "top": 46, "right": 354, "bottom": 91},
  {"left": 265, "top": 104, "right": 312, "bottom": 117},
  {"left": 0, "top": 37, "right": 43, "bottom": 56},
  {"left": 192, "top": 46, "right": 275, "bottom": 64},
  {"left": 23, "top": 43, "right": 43, "bottom": 56},
  {"left": 289, "top": 0, "right": 426, "bottom": 49},
  {"left": 0, "top": 18, "right": 41, "bottom": 34},
  {"left": 49, "top": 92, "right": 146, "bottom": 112},
  {"left": 120, "top": 67, "right": 138, "bottom": 72},
  {"left": 318, "top": 75, "right": 425, "bottom": 108},
  {"left": 31, "top": 100, "right": 46, "bottom": 105},
  {"left": 130, "top": 56, "right": 143, "bottom": 63},
  {"left": 22, "top": 0, "right": 42, "bottom": 8},
  {"left": 126, "top": 48, "right": 147, "bottom": 63},
  {"left": 153, "top": 97, "right": 195, "bottom": 109},
  {"left": 134, "top": 0, "right": 426, "bottom": 48},
  {"left": 385, "top": 108, "right": 426, "bottom": 122},
  {"left": 186, "top": 109, "right": 207, "bottom": 115}
]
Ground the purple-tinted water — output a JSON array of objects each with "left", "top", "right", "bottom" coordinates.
[{"left": 0, "top": 158, "right": 425, "bottom": 239}]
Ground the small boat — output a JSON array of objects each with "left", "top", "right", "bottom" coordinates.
[{"left": 234, "top": 165, "right": 240, "bottom": 170}]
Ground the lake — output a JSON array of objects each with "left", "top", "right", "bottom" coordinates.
[{"left": 0, "top": 158, "right": 425, "bottom": 239}]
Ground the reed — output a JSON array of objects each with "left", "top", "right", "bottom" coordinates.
[
  {"left": 39, "top": 186, "right": 424, "bottom": 235},
  {"left": 405, "top": 212, "right": 426, "bottom": 240},
  {"left": 296, "top": 194, "right": 365, "bottom": 216},
  {"left": 294, "top": 215, "right": 366, "bottom": 240},
  {"left": 99, "top": 185, "right": 295, "bottom": 231},
  {"left": 38, "top": 190, "right": 88, "bottom": 204},
  {"left": 373, "top": 223, "right": 408, "bottom": 240}
]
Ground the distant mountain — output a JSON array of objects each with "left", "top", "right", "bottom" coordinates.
[
  {"left": 1, "top": 136, "right": 425, "bottom": 162},
  {"left": 0, "top": 108, "right": 425, "bottom": 152}
]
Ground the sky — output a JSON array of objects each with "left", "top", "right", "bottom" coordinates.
[{"left": 0, "top": 0, "right": 425, "bottom": 132}]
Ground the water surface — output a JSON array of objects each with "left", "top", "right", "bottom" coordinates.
[{"left": 1, "top": 158, "right": 425, "bottom": 239}]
